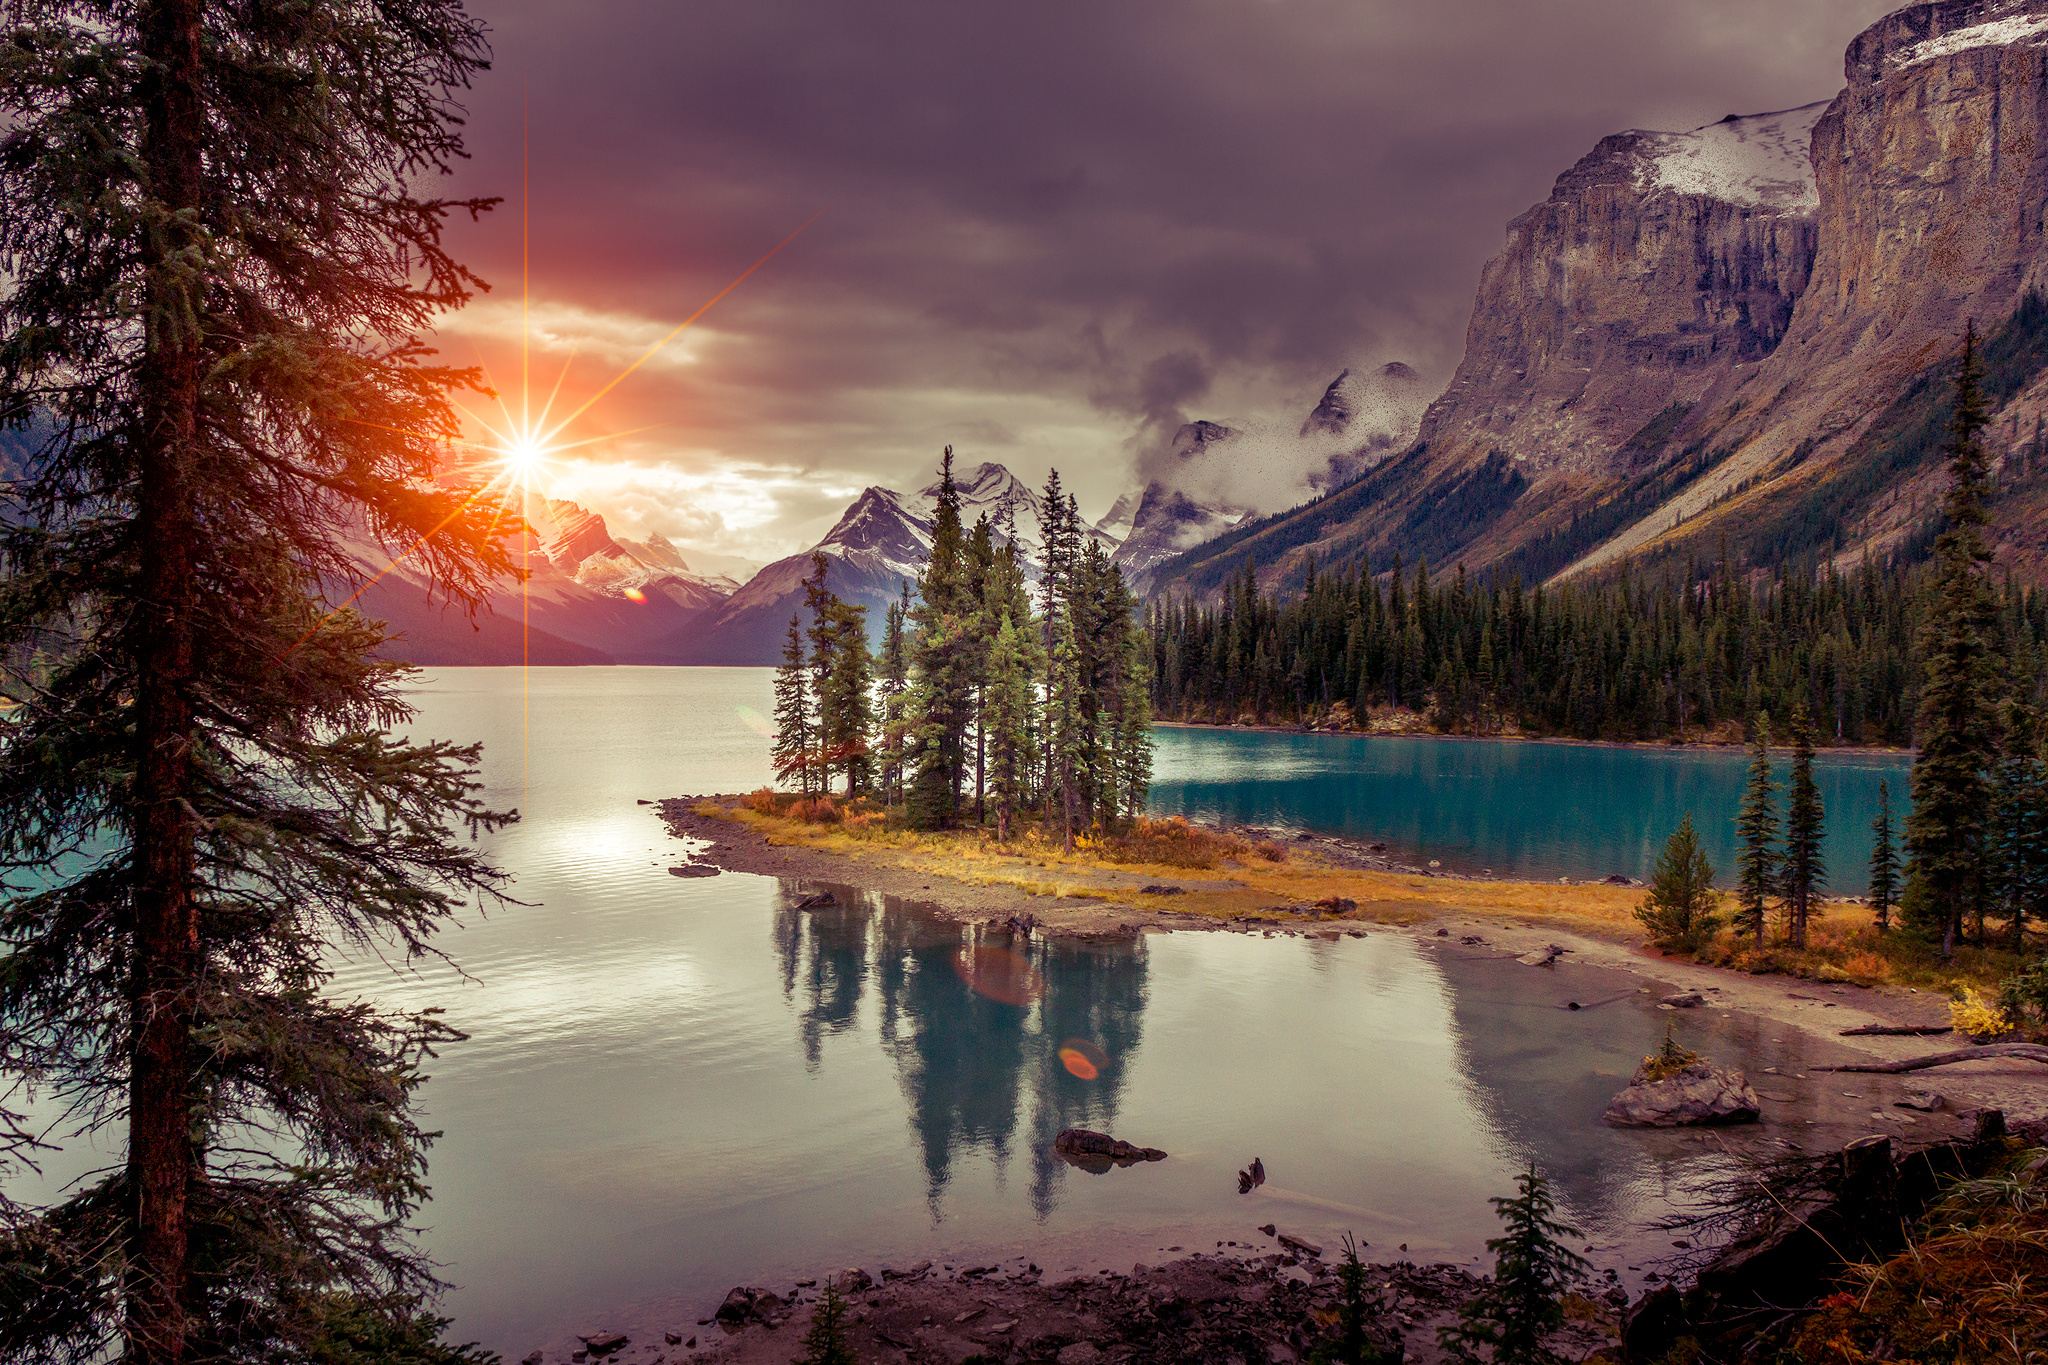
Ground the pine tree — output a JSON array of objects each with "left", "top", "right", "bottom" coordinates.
[
  {"left": 1782, "top": 699, "right": 1827, "bottom": 948},
  {"left": 0, "top": 4, "right": 511, "bottom": 1360},
  {"left": 878, "top": 583, "right": 911, "bottom": 805},
  {"left": 1989, "top": 697, "right": 2048, "bottom": 952},
  {"left": 1869, "top": 779, "right": 1899, "bottom": 934},
  {"left": 1635, "top": 815, "right": 1720, "bottom": 953},
  {"left": 986, "top": 614, "right": 1036, "bottom": 841},
  {"left": 1735, "top": 712, "right": 1780, "bottom": 950},
  {"left": 1907, "top": 324, "right": 2004, "bottom": 958},
  {"left": 907, "top": 448, "right": 974, "bottom": 828},
  {"left": 1439, "top": 1164, "right": 1589, "bottom": 1365},
  {"left": 794, "top": 1280, "right": 856, "bottom": 1365},
  {"left": 772, "top": 615, "right": 819, "bottom": 795},
  {"left": 802, "top": 552, "right": 873, "bottom": 796}
]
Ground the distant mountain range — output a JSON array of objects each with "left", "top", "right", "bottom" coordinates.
[{"left": 351, "top": 353, "right": 1427, "bottom": 666}]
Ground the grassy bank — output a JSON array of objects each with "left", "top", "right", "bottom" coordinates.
[{"left": 693, "top": 793, "right": 2029, "bottom": 999}]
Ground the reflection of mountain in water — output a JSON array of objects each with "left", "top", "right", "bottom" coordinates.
[{"left": 773, "top": 884, "right": 1149, "bottom": 1220}]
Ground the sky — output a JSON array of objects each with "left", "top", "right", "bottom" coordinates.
[{"left": 431, "top": 0, "right": 1903, "bottom": 579}]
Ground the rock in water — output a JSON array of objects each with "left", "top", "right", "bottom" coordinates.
[
  {"left": 1604, "top": 1062, "right": 1760, "bottom": 1127},
  {"left": 793, "top": 890, "right": 836, "bottom": 909},
  {"left": 667, "top": 864, "right": 718, "bottom": 878},
  {"left": 1054, "top": 1128, "right": 1166, "bottom": 1166}
]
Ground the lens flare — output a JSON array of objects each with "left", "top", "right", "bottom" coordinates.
[
  {"left": 735, "top": 704, "right": 775, "bottom": 738},
  {"left": 953, "top": 944, "right": 1045, "bottom": 1006},
  {"left": 1058, "top": 1038, "right": 1108, "bottom": 1080},
  {"left": 622, "top": 586, "right": 646, "bottom": 603}
]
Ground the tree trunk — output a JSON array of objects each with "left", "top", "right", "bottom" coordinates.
[
  {"left": 130, "top": 4, "right": 207, "bottom": 1362},
  {"left": 1816, "top": 1043, "right": 2048, "bottom": 1073}
]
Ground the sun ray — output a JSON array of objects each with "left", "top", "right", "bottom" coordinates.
[{"left": 536, "top": 205, "right": 831, "bottom": 447}]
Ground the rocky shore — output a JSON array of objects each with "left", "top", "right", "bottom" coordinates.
[{"left": 549, "top": 1240, "right": 1606, "bottom": 1365}]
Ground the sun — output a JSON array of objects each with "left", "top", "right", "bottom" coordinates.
[{"left": 500, "top": 432, "right": 550, "bottom": 480}]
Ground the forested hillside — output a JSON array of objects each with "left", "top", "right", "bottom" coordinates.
[{"left": 1147, "top": 552, "right": 2048, "bottom": 746}]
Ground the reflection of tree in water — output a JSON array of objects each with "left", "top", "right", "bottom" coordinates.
[
  {"left": 880, "top": 919, "right": 1034, "bottom": 1213},
  {"left": 770, "top": 887, "right": 1154, "bottom": 1221},
  {"left": 772, "top": 882, "right": 877, "bottom": 1070},
  {"left": 1023, "top": 934, "right": 1149, "bottom": 1219}
]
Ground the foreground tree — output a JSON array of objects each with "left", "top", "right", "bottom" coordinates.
[
  {"left": 1989, "top": 697, "right": 2048, "bottom": 951},
  {"left": 1907, "top": 324, "right": 2003, "bottom": 958},
  {"left": 1735, "top": 713, "right": 1780, "bottom": 950},
  {"left": 0, "top": 3, "right": 513, "bottom": 1362},
  {"left": 1635, "top": 815, "right": 1720, "bottom": 954}
]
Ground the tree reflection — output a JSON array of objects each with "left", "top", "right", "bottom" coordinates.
[{"left": 772, "top": 883, "right": 1150, "bottom": 1220}]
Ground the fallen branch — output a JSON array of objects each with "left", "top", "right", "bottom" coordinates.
[
  {"left": 1837, "top": 1024, "right": 1952, "bottom": 1037},
  {"left": 1815, "top": 1043, "right": 2048, "bottom": 1073}
]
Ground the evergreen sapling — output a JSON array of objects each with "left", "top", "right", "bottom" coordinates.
[
  {"left": 1735, "top": 712, "right": 1781, "bottom": 950},
  {"left": 1635, "top": 814, "right": 1720, "bottom": 954},
  {"left": 1440, "top": 1164, "right": 1589, "bottom": 1365}
]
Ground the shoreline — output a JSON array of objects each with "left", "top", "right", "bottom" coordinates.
[
  {"left": 1153, "top": 718, "right": 1916, "bottom": 757},
  {"left": 657, "top": 794, "right": 2047, "bottom": 1119},
  {"left": 572, "top": 795, "right": 2048, "bottom": 1365}
]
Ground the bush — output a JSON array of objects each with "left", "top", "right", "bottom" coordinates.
[
  {"left": 1638, "top": 1025, "right": 1704, "bottom": 1082},
  {"left": 1950, "top": 988, "right": 2013, "bottom": 1040},
  {"left": 1100, "top": 816, "right": 1273, "bottom": 868},
  {"left": 1634, "top": 815, "right": 1721, "bottom": 954}
]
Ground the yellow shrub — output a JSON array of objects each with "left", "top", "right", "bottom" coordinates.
[{"left": 1951, "top": 989, "right": 2012, "bottom": 1040}]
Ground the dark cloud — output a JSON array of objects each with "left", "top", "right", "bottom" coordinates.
[{"left": 432, "top": 0, "right": 1903, "bottom": 560}]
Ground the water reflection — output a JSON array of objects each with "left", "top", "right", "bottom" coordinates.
[{"left": 773, "top": 885, "right": 1148, "bottom": 1219}]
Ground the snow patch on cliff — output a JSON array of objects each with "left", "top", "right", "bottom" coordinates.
[
  {"left": 1641, "top": 103, "right": 1829, "bottom": 210},
  {"left": 1896, "top": 14, "right": 2048, "bottom": 68}
]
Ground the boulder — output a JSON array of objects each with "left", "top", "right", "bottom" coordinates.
[
  {"left": 580, "top": 1332, "right": 629, "bottom": 1356},
  {"left": 1604, "top": 1062, "right": 1760, "bottom": 1127},
  {"left": 1896, "top": 1091, "right": 1946, "bottom": 1112},
  {"left": 1662, "top": 992, "right": 1706, "bottom": 1008},
  {"left": 667, "top": 864, "right": 719, "bottom": 878},
  {"left": 1053, "top": 1128, "right": 1166, "bottom": 1168},
  {"left": 713, "top": 1287, "right": 762, "bottom": 1325},
  {"left": 836, "top": 1267, "right": 874, "bottom": 1293}
]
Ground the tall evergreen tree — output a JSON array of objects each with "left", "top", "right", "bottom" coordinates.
[
  {"left": 878, "top": 583, "right": 911, "bottom": 806},
  {"left": 0, "top": 4, "right": 512, "bottom": 1360},
  {"left": 1906, "top": 324, "right": 2003, "bottom": 958},
  {"left": 1989, "top": 697, "right": 2048, "bottom": 951},
  {"left": 1782, "top": 700, "right": 1826, "bottom": 948},
  {"left": 1735, "top": 713, "right": 1780, "bottom": 950},
  {"left": 772, "top": 615, "right": 818, "bottom": 796},
  {"left": 802, "top": 552, "right": 873, "bottom": 795},
  {"left": 907, "top": 448, "right": 973, "bottom": 827},
  {"left": 1869, "top": 779, "right": 1899, "bottom": 934}
]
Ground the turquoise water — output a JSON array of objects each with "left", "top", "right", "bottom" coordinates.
[{"left": 1148, "top": 726, "right": 1912, "bottom": 893}]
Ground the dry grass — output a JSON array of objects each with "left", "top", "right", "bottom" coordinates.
[
  {"left": 1683, "top": 904, "right": 2035, "bottom": 996},
  {"left": 1789, "top": 1146, "right": 2048, "bottom": 1365},
  {"left": 690, "top": 796, "right": 1652, "bottom": 929}
]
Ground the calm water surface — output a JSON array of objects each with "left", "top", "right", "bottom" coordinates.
[
  {"left": 1148, "top": 725, "right": 1912, "bottom": 893},
  {"left": 350, "top": 669, "right": 1897, "bottom": 1353},
  {"left": 5, "top": 668, "right": 1917, "bottom": 1357}
]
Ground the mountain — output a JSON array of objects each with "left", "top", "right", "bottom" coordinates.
[
  {"left": 1111, "top": 363, "right": 1429, "bottom": 594},
  {"left": 345, "top": 496, "right": 740, "bottom": 666},
  {"left": 661, "top": 460, "right": 1118, "bottom": 665},
  {"left": 1149, "top": 0, "right": 2048, "bottom": 601}
]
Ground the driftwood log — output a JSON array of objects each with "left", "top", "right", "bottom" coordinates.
[
  {"left": 1837, "top": 1024, "right": 1951, "bottom": 1037},
  {"left": 1815, "top": 1042, "right": 2048, "bottom": 1073}
]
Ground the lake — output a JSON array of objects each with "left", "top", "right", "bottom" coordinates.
[
  {"left": 1148, "top": 725, "right": 1912, "bottom": 893},
  {"left": 3, "top": 668, "right": 1917, "bottom": 1357}
]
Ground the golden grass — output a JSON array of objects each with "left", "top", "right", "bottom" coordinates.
[{"left": 691, "top": 798, "right": 1643, "bottom": 929}]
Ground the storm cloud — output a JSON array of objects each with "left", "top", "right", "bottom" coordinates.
[{"left": 431, "top": 0, "right": 1901, "bottom": 570}]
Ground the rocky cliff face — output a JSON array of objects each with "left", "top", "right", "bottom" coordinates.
[
  {"left": 1152, "top": 0, "right": 2048, "bottom": 599},
  {"left": 1418, "top": 102, "right": 1827, "bottom": 482}
]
